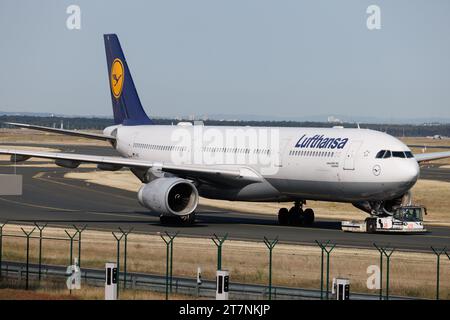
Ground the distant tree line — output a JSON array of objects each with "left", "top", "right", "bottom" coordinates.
[{"left": 1, "top": 115, "right": 449, "bottom": 137}]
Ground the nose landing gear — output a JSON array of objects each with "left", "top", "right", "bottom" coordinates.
[{"left": 278, "top": 201, "right": 315, "bottom": 226}]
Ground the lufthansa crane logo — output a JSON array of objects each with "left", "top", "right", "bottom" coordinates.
[
  {"left": 110, "top": 58, "right": 124, "bottom": 99},
  {"left": 373, "top": 164, "right": 381, "bottom": 176}
]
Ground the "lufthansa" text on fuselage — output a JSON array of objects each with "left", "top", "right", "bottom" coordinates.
[{"left": 295, "top": 134, "right": 349, "bottom": 149}]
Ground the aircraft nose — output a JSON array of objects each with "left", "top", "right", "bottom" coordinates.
[{"left": 402, "top": 160, "right": 420, "bottom": 184}]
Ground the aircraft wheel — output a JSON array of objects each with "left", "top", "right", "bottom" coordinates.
[
  {"left": 160, "top": 213, "right": 196, "bottom": 225},
  {"left": 160, "top": 215, "right": 174, "bottom": 225},
  {"left": 303, "top": 208, "right": 315, "bottom": 225},
  {"left": 278, "top": 208, "right": 289, "bottom": 225},
  {"left": 179, "top": 213, "right": 196, "bottom": 225},
  {"left": 288, "top": 207, "right": 303, "bottom": 225}
]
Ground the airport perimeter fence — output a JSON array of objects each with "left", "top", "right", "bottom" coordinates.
[{"left": 0, "top": 221, "right": 449, "bottom": 300}]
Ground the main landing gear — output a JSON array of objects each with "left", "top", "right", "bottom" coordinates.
[
  {"left": 278, "top": 201, "right": 315, "bottom": 226},
  {"left": 160, "top": 213, "right": 196, "bottom": 225}
]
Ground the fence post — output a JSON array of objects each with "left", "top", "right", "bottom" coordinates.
[
  {"left": 374, "top": 243, "right": 395, "bottom": 301},
  {"left": 446, "top": 250, "right": 450, "bottom": 297},
  {"left": 21, "top": 227, "right": 35, "bottom": 290},
  {"left": 0, "top": 221, "right": 7, "bottom": 281},
  {"left": 112, "top": 232, "right": 124, "bottom": 299},
  {"left": 320, "top": 247, "right": 324, "bottom": 299},
  {"left": 431, "top": 246, "right": 447, "bottom": 300},
  {"left": 34, "top": 223, "right": 47, "bottom": 282},
  {"left": 263, "top": 236, "right": 278, "bottom": 301},
  {"left": 159, "top": 231, "right": 178, "bottom": 299},
  {"left": 65, "top": 230, "right": 78, "bottom": 267},
  {"left": 315, "top": 240, "right": 333, "bottom": 300},
  {"left": 211, "top": 233, "right": 228, "bottom": 271},
  {"left": 384, "top": 248, "right": 394, "bottom": 300},
  {"left": 373, "top": 243, "right": 384, "bottom": 300},
  {"left": 73, "top": 225, "right": 87, "bottom": 268},
  {"left": 170, "top": 236, "right": 174, "bottom": 293},
  {"left": 118, "top": 227, "right": 133, "bottom": 289},
  {"left": 325, "top": 244, "right": 336, "bottom": 300}
]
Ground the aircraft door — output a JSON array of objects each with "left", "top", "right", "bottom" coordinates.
[
  {"left": 343, "top": 141, "right": 362, "bottom": 170},
  {"left": 275, "top": 137, "right": 292, "bottom": 168},
  {"left": 128, "top": 132, "right": 138, "bottom": 158}
]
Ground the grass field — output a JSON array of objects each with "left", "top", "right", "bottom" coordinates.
[
  {"left": 1, "top": 223, "right": 449, "bottom": 299},
  {"left": 0, "top": 281, "right": 194, "bottom": 300}
]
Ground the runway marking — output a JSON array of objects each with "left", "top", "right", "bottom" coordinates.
[
  {"left": 0, "top": 196, "right": 155, "bottom": 220},
  {"left": 0, "top": 196, "right": 78, "bottom": 212},
  {"left": 33, "top": 171, "right": 136, "bottom": 202},
  {"left": 420, "top": 234, "right": 450, "bottom": 240},
  {"left": 33, "top": 172, "right": 46, "bottom": 178},
  {"left": 84, "top": 211, "right": 155, "bottom": 220}
]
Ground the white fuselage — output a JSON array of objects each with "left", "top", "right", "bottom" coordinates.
[{"left": 106, "top": 124, "right": 419, "bottom": 204}]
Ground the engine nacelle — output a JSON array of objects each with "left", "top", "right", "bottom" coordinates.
[
  {"left": 55, "top": 159, "right": 80, "bottom": 169},
  {"left": 97, "top": 163, "right": 123, "bottom": 171},
  {"left": 10, "top": 154, "right": 31, "bottom": 162},
  {"left": 137, "top": 178, "right": 199, "bottom": 216}
]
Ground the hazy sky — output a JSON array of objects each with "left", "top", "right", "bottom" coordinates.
[{"left": 0, "top": 0, "right": 449, "bottom": 120}]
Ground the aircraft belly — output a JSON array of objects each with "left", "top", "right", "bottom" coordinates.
[
  {"left": 266, "top": 178, "right": 409, "bottom": 202},
  {"left": 198, "top": 179, "right": 287, "bottom": 202}
]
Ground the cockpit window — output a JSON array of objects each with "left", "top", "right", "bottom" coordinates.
[
  {"left": 375, "top": 150, "right": 414, "bottom": 159},
  {"left": 376, "top": 150, "right": 414, "bottom": 159},
  {"left": 392, "top": 151, "right": 406, "bottom": 158},
  {"left": 383, "top": 150, "right": 392, "bottom": 158},
  {"left": 375, "top": 150, "right": 386, "bottom": 159}
]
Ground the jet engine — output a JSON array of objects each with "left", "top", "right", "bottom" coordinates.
[{"left": 137, "top": 177, "right": 199, "bottom": 216}]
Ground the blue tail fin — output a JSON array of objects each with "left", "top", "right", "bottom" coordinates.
[{"left": 104, "top": 34, "right": 152, "bottom": 125}]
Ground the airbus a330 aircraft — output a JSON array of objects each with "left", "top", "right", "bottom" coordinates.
[{"left": 1, "top": 34, "right": 449, "bottom": 225}]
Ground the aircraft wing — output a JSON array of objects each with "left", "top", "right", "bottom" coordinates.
[
  {"left": 414, "top": 151, "right": 450, "bottom": 163},
  {"left": 3, "top": 122, "right": 116, "bottom": 142},
  {"left": 0, "top": 148, "right": 262, "bottom": 185}
]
